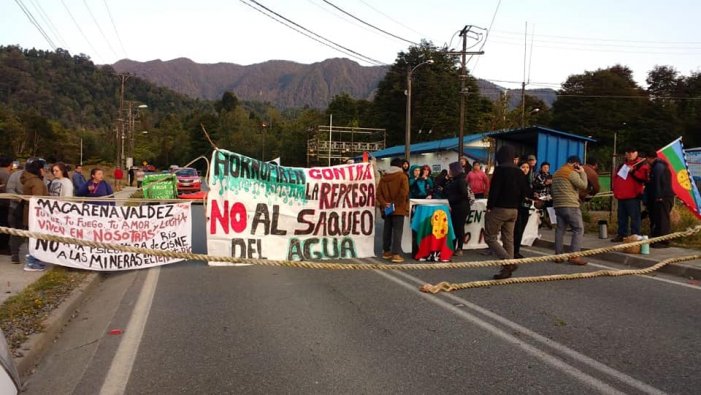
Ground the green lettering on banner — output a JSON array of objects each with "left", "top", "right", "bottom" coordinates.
[
  {"left": 211, "top": 149, "right": 307, "bottom": 204},
  {"left": 143, "top": 174, "right": 178, "bottom": 199}
]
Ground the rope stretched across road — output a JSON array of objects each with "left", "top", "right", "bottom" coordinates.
[{"left": 1, "top": 225, "right": 699, "bottom": 272}]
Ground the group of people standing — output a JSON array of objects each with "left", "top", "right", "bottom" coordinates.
[
  {"left": 375, "top": 144, "right": 609, "bottom": 281},
  {"left": 0, "top": 157, "right": 114, "bottom": 272},
  {"left": 612, "top": 147, "right": 674, "bottom": 248},
  {"left": 377, "top": 157, "right": 488, "bottom": 263},
  {"left": 485, "top": 146, "right": 603, "bottom": 279}
]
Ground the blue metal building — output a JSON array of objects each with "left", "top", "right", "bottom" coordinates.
[
  {"left": 368, "top": 126, "right": 595, "bottom": 172},
  {"left": 487, "top": 126, "right": 596, "bottom": 170}
]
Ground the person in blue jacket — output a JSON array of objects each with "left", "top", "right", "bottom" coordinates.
[
  {"left": 76, "top": 168, "right": 114, "bottom": 205},
  {"left": 409, "top": 165, "right": 434, "bottom": 199}
]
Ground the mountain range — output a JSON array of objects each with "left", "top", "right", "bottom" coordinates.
[{"left": 112, "top": 57, "right": 557, "bottom": 109}]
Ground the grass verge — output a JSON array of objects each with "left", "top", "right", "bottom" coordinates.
[{"left": 0, "top": 267, "right": 88, "bottom": 356}]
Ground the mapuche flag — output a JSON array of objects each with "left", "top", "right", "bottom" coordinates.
[{"left": 657, "top": 138, "right": 701, "bottom": 219}]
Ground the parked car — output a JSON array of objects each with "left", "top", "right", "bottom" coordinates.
[
  {"left": 0, "top": 329, "right": 20, "bottom": 394},
  {"left": 174, "top": 167, "right": 201, "bottom": 194}
]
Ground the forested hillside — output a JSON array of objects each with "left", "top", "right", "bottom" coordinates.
[
  {"left": 2, "top": 44, "right": 699, "bottom": 171},
  {"left": 113, "top": 57, "right": 389, "bottom": 108},
  {"left": 0, "top": 45, "right": 207, "bottom": 165}
]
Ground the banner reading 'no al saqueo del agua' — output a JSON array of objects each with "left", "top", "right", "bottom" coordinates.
[{"left": 207, "top": 149, "right": 376, "bottom": 263}]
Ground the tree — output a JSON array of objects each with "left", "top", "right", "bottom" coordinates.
[
  {"left": 551, "top": 65, "right": 648, "bottom": 153},
  {"left": 370, "top": 41, "right": 492, "bottom": 147}
]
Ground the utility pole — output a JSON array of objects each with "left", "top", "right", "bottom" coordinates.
[
  {"left": 521, "top": 22, "right": 528, "bottom": 128},
  {"left": 117, "top": 73, "right": 130, "bottom": 168},
  {"left": 446, "top": 26, "right": 484, "bottom": 159}
]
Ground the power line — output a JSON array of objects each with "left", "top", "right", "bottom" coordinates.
[
  {"left": 239, "top": 0, "right": 376, "bottom": 65},
  {"left": 82, "top": 0, "right": 118, "bottom": 59},
  {"left": 28, "top": 0, "right": 67, "bottom": 48},
  {"left": 14, "top": 0, "right": 56, "bottom": 50},
  {"left": 61, "top": 0, "right": 104, "bottom": 62},
  {"left": 319, "top": 0, "right": 417, "bottom": 45},
  {"left": 492, "top": 29, "right": 701, "bottom": 45},
  {"left": 240, "top": 0, "right": 386, "bottom": 65},
  {"left": 468, "top": 0, "right": 502, "bottom": 73},
  {"left": 356, "top": 0, "right": 429, "bottom": 40},
  {"left": 102, "top": 0, "right": 129, "bottom": 59},
  {"left": 489, "top": 38, "right": 701, "bottom": 55}
]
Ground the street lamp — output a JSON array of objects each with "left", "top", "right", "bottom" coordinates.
[{"left": 405, "top": 59, "right": 434, "bottom": 160}]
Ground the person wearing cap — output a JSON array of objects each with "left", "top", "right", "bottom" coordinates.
[
  {"left": 552, "top": 155, "right": 589, "bottom": 265},
  {"left": 486, "top": 145, "right": 530, "bottom": 279},
  {"left": 611, "top": 147, "right": 650, "bottom": 242},
  {"left": 644, "top": 150, "right": 674, "bottom": 248},
  {"left": 377, "top": 157, "right": 410, "bottom": 263}
]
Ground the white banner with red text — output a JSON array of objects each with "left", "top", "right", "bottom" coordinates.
[
  {"left": 206, "top": 149, "right": 375, "bottom": 264},
  {"left": 28, "top": 198, "right": 192, "bottom": 271}
]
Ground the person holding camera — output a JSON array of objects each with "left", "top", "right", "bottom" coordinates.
[{"left": 552, "top": 155, "right": 589, "bottom": 265}]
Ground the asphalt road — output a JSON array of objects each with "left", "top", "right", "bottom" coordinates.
[{"left": 21, "top": 242, "right": 701, "bottom": 394}]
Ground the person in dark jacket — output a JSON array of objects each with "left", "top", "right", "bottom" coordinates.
[
  {"left": 644, "top": 151, "right": 674, "bottom": 248},
  {"left": 21, "top": 159, "right": 49, "bottom": 271},
  {"left": 513, "top": 160, "right": 534, "bottom": 259},
  {"left": 446, "top": 161, "right": 475, "bottom": 256},
  {"left": 377, "top": 158, "right": 410, "bottom": 263},
  {"left": 486, "top": 145, "right": 530, "bottom": 279},
  {"left": 432, "top": 169, "right": 449, "bottom": 199}
]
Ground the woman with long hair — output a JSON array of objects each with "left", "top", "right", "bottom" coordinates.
[{"left": 48, "top": 162, "right": 74, "bottom": 197}]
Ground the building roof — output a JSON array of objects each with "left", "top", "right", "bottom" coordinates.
[
  {"left": 370, "top": 133, "right": 488, "bottom": 159},
  {"left": 485, "top": 125, "right": 597, "bottom": 143}
]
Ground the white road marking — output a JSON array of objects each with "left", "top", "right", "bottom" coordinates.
[
  {"left": 521, "top": 247, "right": 701, "bottom": 291},
  {"left": 99, "top": 267, "right": 161, "bottom": 395},
  {"left": 367, "top": 259, "right": 666, "bottom": 395}
]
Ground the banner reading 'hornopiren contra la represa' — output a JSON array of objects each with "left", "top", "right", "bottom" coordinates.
[
  {"left": 207, "top": 149, "right": 376, "bottom": 263},
  {"left": 28, "top": 198, "right": 192, "bottom": 271}
]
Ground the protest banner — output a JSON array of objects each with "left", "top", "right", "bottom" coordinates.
[
  {"left": 206, "top": 149, "right": 376, "bottom": 263},
  {"left": 402, "top": 199, "right": 540, "bottom": 252},
  {"left": 28, "top": 198, "right": 192, "bottom": 271}
]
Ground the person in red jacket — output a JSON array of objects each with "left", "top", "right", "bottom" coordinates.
[
  {"left": 114, "top": 167, "right": 124, "bottom": 191},
  {"left": 611, "top": 147, "right": 650, "bottom": 242}
]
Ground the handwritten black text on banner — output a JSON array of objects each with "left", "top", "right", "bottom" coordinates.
[{"left": 28, "top": 198, "right": 192, "bottom": 271}]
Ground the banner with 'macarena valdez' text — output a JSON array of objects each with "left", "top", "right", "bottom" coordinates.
[
  {"left": 207, "top": 149, "right": 376, "bottom": 263},
  {"left": 28, "top": 198, "right": 192, "bottom": 271}
]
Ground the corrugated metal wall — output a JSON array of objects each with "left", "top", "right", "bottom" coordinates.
[{"left": 537, "top": 133, "right": 585, "bottom": 170}]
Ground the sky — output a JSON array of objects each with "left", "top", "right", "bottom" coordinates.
[{"left": 2, "top": 0, "right": 701, "bottom": 91}]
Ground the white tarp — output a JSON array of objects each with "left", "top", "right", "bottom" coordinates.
[
  {"left": 28, "top": 198, "right": 192, "bottom": 271},
  {"left": 206, "top": 149, "right": 375, "bottom": 263}
]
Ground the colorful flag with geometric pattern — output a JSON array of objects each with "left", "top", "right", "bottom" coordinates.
[{"left": 657, "top": 138, "right": 701, "bottom": 219}]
